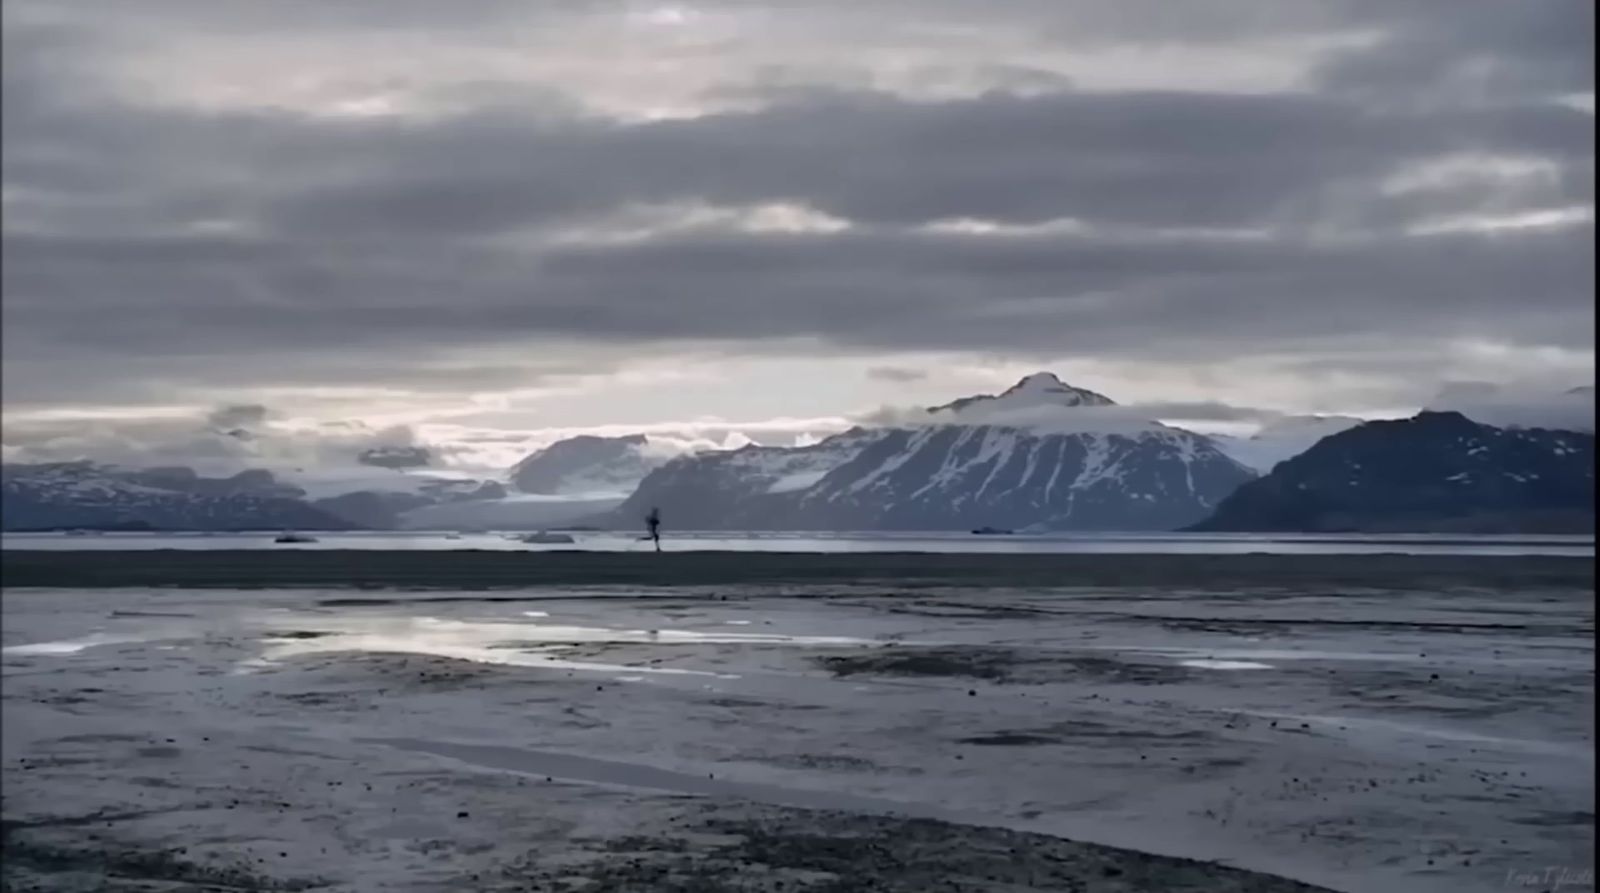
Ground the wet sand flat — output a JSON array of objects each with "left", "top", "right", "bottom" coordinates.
[
  {"left": 1, "top": 553, "right": 1592, "bottom": 892},
  {"left": 2, "top": 548, "right": 1591, "bottom": 590}
]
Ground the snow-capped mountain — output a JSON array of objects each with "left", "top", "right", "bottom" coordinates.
[
  {"left": 930, "top": 372, "right": 1115, "bottom": 415},
  {"left": 1212, "top": 415, "right": 1365, "bottom": 474},
  {"left": 0, "top": 461, "right": 510, "bottom": 531},
  {"left": 1191, "top": 411, "right": 1595, "bottom": 533},
  {"left": 604, "top": 374, "right": 1256, "bottom": 531},
  {"left": 1, "top": 461, "right": 357, "bottom": 531},
  {"left": 606, "top": 428, "right": 883, "bottom": 528},
  {"left": 786, "top": 424, "right": 1252, "bottom": 531},
  {"left": 508, "top": 434, "right": 672, "bottom": 497},
  {"left": 312, "top": 476, "right": 507, "bottom": 528}
]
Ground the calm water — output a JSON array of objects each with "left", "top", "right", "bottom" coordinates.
[{"left": 1, "top": 530, "right": 1592, "bottom": 556}]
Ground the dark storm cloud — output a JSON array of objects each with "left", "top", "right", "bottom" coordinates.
[{"left": 0, "top": 0, "right": 1592, "bottom": 407}]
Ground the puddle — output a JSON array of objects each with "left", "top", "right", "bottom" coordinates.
[
  {"left": 1178, "top": 659, "right": 1273, "bottom": 670},
  {"left": 404, "top": 616, "right": 868, "bottom": 647},
  {"left": 2, "top": 634, "right": 145, "bottom": 656},
  {"left": 247, "top": 634, "right": 729, "bottom": 678},
  {"left": 246, "top": 616, "right": 872, "bottom": 679}
]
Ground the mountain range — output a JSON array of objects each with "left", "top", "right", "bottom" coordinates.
[
  {"left": 0, "top": 461, "right": 502, "bottom": 532},
  {"left": 1209, "top": 415, "right": 1365, "bottom": 474},
  {"left": 1, "top": 462, "right": 357, "bottom": 532},
  {"left": 1191, "top": 411, "right": 1594, "bottom": 533},
  {"left": 602, "top": 374, "right": 1257, "bottom": 531},
  {"left": 2, "top": 374, "right": 1592, "bottom": 534},
  {"left": 508, "top": 434, "right": 667, "bottom": 497}
]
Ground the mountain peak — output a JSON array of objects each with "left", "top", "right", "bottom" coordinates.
[
  {"left": 931, "top": 373, "right": 1116, "bottom": 416},
  {"left": 508, "top": 433, "right": 667, "bottom": 496},
  {"left": 1011, "top": 371, "right": 1064, "bottom": 388},
  {"left": 999, "top": 372, "right": 1116, "bottom": 406},
  {"left": 1192, "top": 410, "right": 1595, "bottom": 533}
]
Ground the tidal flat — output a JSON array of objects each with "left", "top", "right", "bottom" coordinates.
[{"left": 2, "top": 552, "right": 1592, "bottom": 892}]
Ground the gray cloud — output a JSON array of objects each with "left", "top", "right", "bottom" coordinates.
[
  {"left": 3, "top": 403, "right": 432, "bottom": 471},
  {"left": 866, "top": 367, "right": 930, "bottom": 383},
  {"left": 205, "top": 404, "right": 270, "bottom": 430},
  {"left": 1, "top": 0, "right": 1591, "bottom": 420},
  {"left": 1426, "top": 381, "right": 1596, "bottom": 432},
  {"left": 1126, "top": 401, "right": 1286, "bottom": 424},
  {"left": 1312, "top": 0, "right": 1593, "bottom": 105}
]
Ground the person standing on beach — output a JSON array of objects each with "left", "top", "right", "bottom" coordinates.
[{"left": 645, "top": 507, "right": 662, "bottom": 552}]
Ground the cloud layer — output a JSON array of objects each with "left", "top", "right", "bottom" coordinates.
[
  {"left": 1427, "top": 382, "right": 1596, "bottom": 431},
  {"left": 2, "top": 0, "right": 1591, "bottom": 456}
]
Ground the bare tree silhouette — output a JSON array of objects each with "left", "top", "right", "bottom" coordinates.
[{"left": 644, "top": 507, "right": 662, "bottom": 552}]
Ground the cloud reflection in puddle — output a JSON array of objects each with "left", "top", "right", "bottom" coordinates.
[
  {"left": 245, "top": 615, "right": 870, "bottom": 679},
  {"left": 1178, "top": 659, "right": 1274, "bottom": 670},
  {"left": 3, "top": 634, "right": 145, "bottom": 656}
]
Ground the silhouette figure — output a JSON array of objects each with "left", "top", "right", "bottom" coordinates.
[{"left": 645, "top": 507, "right": 662, "bottom": 552}]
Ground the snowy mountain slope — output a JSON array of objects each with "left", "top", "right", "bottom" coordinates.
[
  {"left": 1211, "top": 415, "right": 1365, "bottom": 474},
  {"left": 508, "top": 435, "right": 673, "bottom": 497},
  {"left": 788, "top": 424, "right": 1253, "bottom": 531},
  {"left": 603, "top": 374, "right": 1256, "bottom": 531},
  {"left": 277, "top": 466, "right": 489, "bottom": 500},
  {"left": 930, "top": 372, "right": 1116, "bottom": 415},
  {"left": 1191, "top": 411, "right": 1596, "bottom": 533},
  {"left": 0, "top": 462, "right": 357, "bottom": 531},
  {"left": 605, "top": 429, "right": 882, "bottom": 529},
  {"left": 0, "top": 461, "right": 510, "bottom": 531}
]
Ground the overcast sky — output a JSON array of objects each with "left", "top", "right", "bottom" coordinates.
[{"left": 2, "top": 0, "right": 1593, "bottom": 469}]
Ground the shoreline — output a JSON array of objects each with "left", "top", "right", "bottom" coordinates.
[{"left": 2, "top": 548, "right": 1592, "bottom": 590}]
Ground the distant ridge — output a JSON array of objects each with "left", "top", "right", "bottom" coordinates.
[{"left": 1191, "top": 411, "right": 1595, "bottom": 533}]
